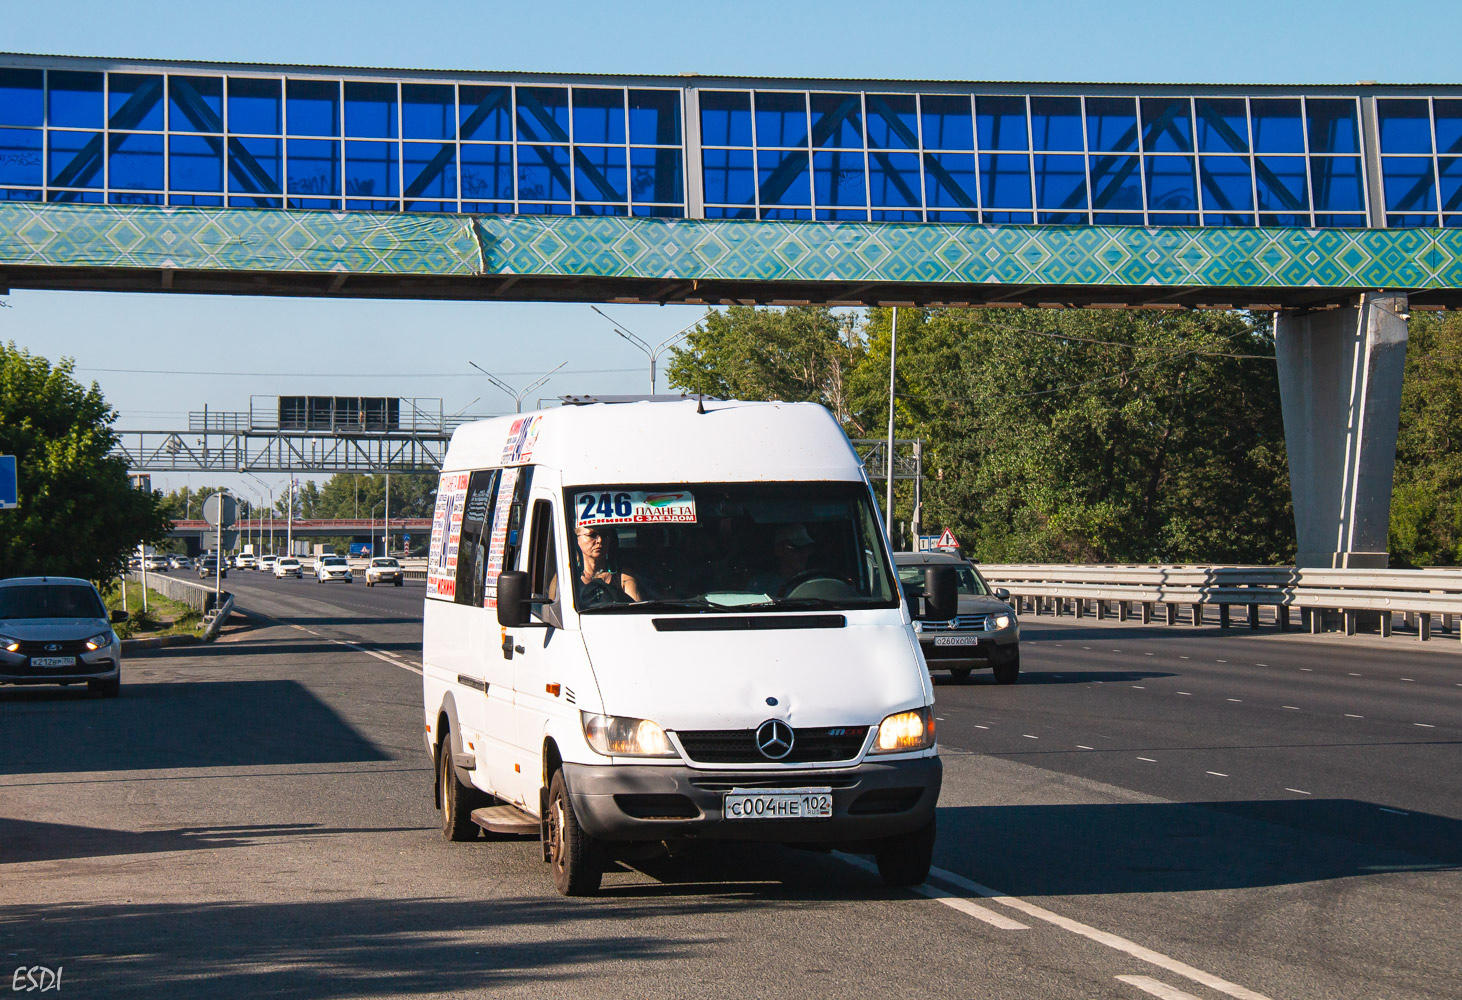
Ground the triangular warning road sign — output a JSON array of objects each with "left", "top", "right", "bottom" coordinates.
[{"left": 936, "top": 528, "right": 959, "bottom": 549}]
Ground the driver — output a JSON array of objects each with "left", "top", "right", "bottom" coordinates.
[
  {"left": 749, "top": 522, "right": 817, "bottom": 595},
  {"left": 575, "top": 524, "right": 642, "bottom": 602}
]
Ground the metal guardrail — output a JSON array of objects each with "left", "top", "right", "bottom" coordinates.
[
  {"left": 126, "top": 571, "right": 228, "bottom": 617},
  {"left": 980, "top": 564, "right": 1462, "bottom": 642}
]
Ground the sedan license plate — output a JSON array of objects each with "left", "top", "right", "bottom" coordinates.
[
  {"left": 933, "top": 635, "right": 980, "bottom": 646},
  {"left": 30, "top": 656, "right": 76, "bottom": 667},
  {"left": 725, "top": 787, "right": 833, "bottom": 820}
]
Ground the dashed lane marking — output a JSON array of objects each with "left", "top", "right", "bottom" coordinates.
[
  {"left": 1255, "top": 663, "right": 1268, "bottom": 667},
  {"left": 1283, "top": 706, "right": 1300, "bottom": 710},
  {"left": 1380, "top": 807, "right": 1409, "bottom": 816},
  {"left": 1179, "top": 656, "right": 1190, "bottom": 660},
  {"left": 330, "top": 639, "right": 423, "bottom": 676},
  {"left": 1345, "top": 714, "right": 1364, "bottom": 719},
  {"left": 974, "top": 725, "right": 990, "bottom": 730},
  {"left": 915, "top": 884, "right": 1031, "bottom": 930},
  {"left": 1227, "top": 698, "right": 1242, "bottom": 703},
  {"left": 1216, "top": 659, "right": 1228, "bottom": 663},
  {"left": 1132, "top": 685, "right": 1146, "bottom": 689},
  {"left": 1414, "top": 723, "right": 1435, "bottom": 728},
  {"left": 1116, "top": 975, "right": 1205, "bottom": 1000},
  {"left": 1301, "top": 667, "right": 1313, "bottom": 672},
  {"left": 1138, "top": 757, "right": 1157, "bottom": 762},
  {"left": 1177, "top": 692, "right": 1192, "bottom": 696},
  {"left": 1206, "top": 771, "right": 1228, "bottom": 777},
  {"left": 1401, "top": 678, "right": 1415, "bottom": 682},
  {"left": 1286, "top": 788, "right": 1312, "bottom": 795},
  {"left": 1023, "top": 734, "right": 1039, "bottom": 739},
  {"left": 1077, "top": 745, "right": 1094, "bottom": 750}
]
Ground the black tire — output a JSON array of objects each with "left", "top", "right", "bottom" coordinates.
[
  {"left": 992, "top": 648, "right": 1020, "bottom": 685},
  {"left": 950, "top": 667, "right": 972, "bottom": 682},
  {"left": 875, "top": 817, "right": 935, "bottom": 887},
  {"left": 88, "top": 675, "right": 120, "bottom": 698},
  {"left": 395, "top": 580, "right": 403, "bottom": 587},
  {"left": 546, "top": 769, "right": 603, "bottom": 896},
  {"left": 437, "top": 737, "right": 481, "bottom": 842}
]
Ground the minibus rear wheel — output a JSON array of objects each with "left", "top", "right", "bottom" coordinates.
[
  {"left": 875, "top": 817, "right": 935, "bottom": 887},
  {"left": 547, "top": 769, "right": 603, "bottom": 896}
]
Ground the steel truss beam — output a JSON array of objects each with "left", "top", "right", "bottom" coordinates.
[{"left": 112, "top": 429, "right": 451, "bottom": 473}]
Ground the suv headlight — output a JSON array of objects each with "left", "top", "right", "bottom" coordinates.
[
  {"left": 84, "top": 631, "right": 113, "bottom": 651},
  {"left": 871, "top": 706, "right": 935, "bottom": 754},
  {"left": 580, "top": 712, "right": 678, "bottom": 757},
  {"left": 987, "top": 612, "right": 1012, "bottom": 630}
]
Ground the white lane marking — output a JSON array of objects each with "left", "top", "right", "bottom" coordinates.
[
  {"left": 1138, "top": 757, "right": 1157, "bottom": 762},
  {"left": 1345, "top": 714, "right": 1364, "bottom": 719},
  {"left": 1083, "top": 646, "right": 1093, "bottom": 650},
  {"left": 927, "top": 867, "right": 1274, "bottom": 1000},
  {"left": 974, "top": 725, "right": 990, "bottom": 730},
  {"left": 1227, "top": 698, "right": 1242, "bottom": 703},
  {"left": 1177, "top": 691, "right": 1192, "bottom": 696},
  {"left": 1179, "top": 655, "right": 1190, "bottom": 659},
  {"left": 1145, "top": 652, "right": 1155, "bottom": 656},
  {"left": 1023, "top": 734, "right": 1039, "bottom": 739},
  {"left": 1414, "top": 723, "right": 1435, "bottom": 728},
  {"left": 1348, "top": 672, "right": 1362, "bottom": 677},
  {"left": 1300, "top": 667, "right": 1312, "bottom": 672},
  {"left": 331, "top": 638, "right": 423, "bottom": 676},
  {"left": 915, "top": 885, "right": 1031, "bottom": 930},
  {"left": 1380, "top": 807, "right": 1409, "bottom": 816},
  {"left": 1401, "top": 678, "right": 1415, "bottom": 682},
  {"left": 1112, "top": 648, "right": 1122, "bottom": 652},
  {"left": 1216, "top": 659, "right": 1228, "bottom": 663},
  {"left": 1116, "top": 975, "right": 1205, "bottom": 1000},
  {"left": 1286, "top": 788, "right": 1312, "bottom": 795},
  {"left": 935, "top": 716, "right": 946, "bottom": 721},
  {"left": 1206, "top": 771, "right": 1228, "bottom": 777},
  {"left": 1283, "top": 706, "right": 1300, "bottom": 710},
  {"left": 1255, "top": 663, "right": 1268, "bottom": 667},
  {"left": 1077, "top": 745, "right": 1095, "bottom": 750},
  {"left": 1132, "top": 685, "right": 1146, "bottom": 689}
]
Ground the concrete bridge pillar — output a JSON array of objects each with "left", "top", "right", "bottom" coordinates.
[{"left": 1275, "top": 293, "right": 1408, "bottom": 569}]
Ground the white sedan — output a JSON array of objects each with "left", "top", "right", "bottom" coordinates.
[
  {"left": 315, "top": 555, "right": 353, "bottom": 584},
  {"left": 272, "top": 557, "right": 303, "bottom": 579},
  {"left": 365, "top": 557, "right": 404, "bottom": 587}
]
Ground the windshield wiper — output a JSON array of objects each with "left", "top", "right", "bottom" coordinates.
[
  {"left": 580, "top": 598, "right": 719, "bottom": 614},
  {"left": 731, "top": 597, "right": 857, "bottom": 610}
]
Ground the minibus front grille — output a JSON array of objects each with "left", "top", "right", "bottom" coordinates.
[{"left": 674, "top": 726, "right": 868, "bottom": 764}]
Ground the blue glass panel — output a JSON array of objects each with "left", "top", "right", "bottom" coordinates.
[
  {"left": 168, "top": 76, "right": 222, "bottom": 133},
  {"left": 1141, "top": 98, "right": 1193, "bottom": 153},
  {"left": 1030, "top": 97, "right": 1082, "bottom": 151},
  {"left": 0, "top": 188, "right": 42, "bottom": 201},
  {"left": 109, "top": 191, "right": 162, "bottom": 205},
  {"left": 461, "top": 143, "right": 513, "bottom": 202},
  {"left": 1204, "top": 213, "right": 1254, "bottom": 226},
  {"left": 48, "top": 190, "right": 102, "bottom": 203},
  {"left": 108, "top": 74, "right": 163, "bottom": 131},
  {"left": 983, "top": 211, "right": 1032, "bottom": 224},
  {"left": 339, "top": 139, "right": 391, "bottom": 198},
  {"left": 1085, "top": 97, "right": 1138, "bottom": 153},
  {"left": 817, "top": 208, "right": 867, "bottom": 221},
  {"left": 517, "top": 87, "right": 569, "bottom": 143},
  {"left": 169, "top": 134, "right": 224, "bottom": 191},
  {"left": 47, "top": 130, "right": 102, "bottom": 187},
  {"left": 978, "top": 152, "right": 1030, "bottom": 209},
  {"left": 286, "top": 138, "right": 340, "bottom": 196},
  {"left": 1092, "top": 212, "right": 1141, "bottom": 225},
  {"left": 629, "top": 146, "right": 683, "bottom": 203},
  {"left": 1439, "top": 157, "right": 1462, "bottom": 212},
  {"left": 1444, "top": 215, "right": 1462, "bottom": 228},
  {"left": 927, "top": 152, "right": 978, "bottom": 208},
  {"left": 757, "top": 148, "right": 810, "bottom": 204},
  {"left": 1314, "top": 214, "right": 1366, "bottom": 228},
  {"left": 288, "top": 197, "right": 339, "bottom": 210},
  {"left": 0, "top": 69, "right": 43, "bottom": 127},
  {"left": 1148, "top": 212, "right": 1197, "bottom": 226},
  {"left": 1259, "top": 213, "right": 1307, "bottom": 227},
  {"left": 1434, "top": 100, "right": 1462, "bottom": 155},
  {"left": 810, "top": 92, "right": 863, "bottom": 149},
  {"left": 868, "top": 150, "right": 920, "bottom": 206},
  {"left": 345, "top": 81, "right": 398, "bottom": 139},
  {"left": 1377, "top": 99, "right": 1432, "bottom": 154},
  {"left": 227, "top": 136, "right": 281, "bottom": 194},
  {"left": 760, "top": 207, "right": 811, "bottom": 220},
  {"left": 875, "top": 208, "right": 925, "bottom": 221},
  {"left": 576, "top": 203, "right": 628, "bottom": 216},
  {"left": 1088, "top": 154, "right": 1142, "bottom": 210},
  {"left": 0, "top": 128, "right": 43, "bottom": 186},
  {"left": 168, "top": 194, "right": 222, "bottom": 206},
  {"left": 700, "top": 91, "right": 752, "bottom": 146},
  {"left": 228, "top": 78, "right": 281, "bottom": 134},
  {"left": 1386, "top": 214, "right": 1434, "bottom": 227},
  {"left": 977, "top": 95, "right": 1027, "bottom": 151},
  {"left": 919, "top": 95, "right": 972, "bottom": 150},
  {"left": 1039, "top": 211, "right": 1086, "bottom": 224},
  {"left": 458, "top": 85, "right": 510, "bottom": 142},
  {"left": 813, "top": 149, "right": 867, "bottom": 205},
  {"left": 403, "top": 201, "right": 450, "bottom": 213},
  {"left": 702, "top": 148, "right": 754, "bottom": 204},
  {"left": 228, "top": 195, "right": 281, "bottom": 208},
  {"left": 572, "top": 88, "right": 625, "bottom": 145},
  {"left": 346, "top": 199, "right": 398, "bottom": 211},
  {"left": 1310, "top": 156, "right": 1364, "bottom": 212},
  {"left": 628, "top": 90, "right": 681, "bottom": 145},
  {"left": 108, "top": 132, "right": 163, "bottom": 189},
  {"left": 755, "top": 91, "right": 808, "bottom": 147},
  {"left": 1145, "top": 155, "right": 1196, "bottom": 211},
  {"left": 517, "top": 143, "right": 571, "bottom": 201},
  {"left": 402, "top": 84, "right": 455, "bottom": 141},
  {"left": 48, "top": 71, "right": 103, "bottom": 129},
  {"left": 573, "top": 144, "right": 627, "bottom": 202},
  {"left": 865, "top": 93, "right": 917, "bottom": 150},
  {"left": 1306, "top": 98, "right": 1359, "bottom": 154},
  {"left": 704, "top": 205, "right": 755, "bottom": 219},
  {"left": 632, "top": 205, "right": 684, "bottom": 218},
  {"left": 1033, "top": 153, "right": 1086, "bottom": 209},
  {"left": 1199, "top": 156, "right": 1253, "bottom": 210},
  {"left": 1194, "top": 98, "right": 1248, "bottom": 153},
  {"left": 403, "top": 141, "right": 457, "bottom": 199},
  {"left": 517, "top": 202, "right": 572, "bottom": 215},
  {"left": 1381, "top": 156, "right": 1436, "bottom": 212},
  {"left": 1250, "top": 100, "right": 1304, "bottom": 153},
  {"left": 461, "top": 202, "right": 512, "bottom": 214},
  {"left": 1254, "top": 156, "right": 1308, "bottom": 211},
  {"left": 287, "top": 79, "right": 339, "bottom": 137}
]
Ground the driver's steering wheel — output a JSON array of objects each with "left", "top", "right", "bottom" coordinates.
[
  {"left": 776, "top": 570, "right": 842, "bottom": 598},
  {"left": 579, "top": 577, "right": 631, "bottom": 608}
]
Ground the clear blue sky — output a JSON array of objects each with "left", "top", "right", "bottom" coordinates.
[{"left": 4, "top": 0, "right": 1460, "bottom": 497}]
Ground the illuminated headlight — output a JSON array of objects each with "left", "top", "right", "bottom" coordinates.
[
  {"left": 871, "top": 706, "right": 936, "bottom": 753},
  {"left": 1, "top": 636, "right": 18, "bottom": 653},
  {"left": 987, "top": 613, "right": 1012, "bottom": 630},
  {"left": 84, "top": 632, "right": 113, "bottom": 651},
  {"left": 580, "top": 712, "right": 678, "bottom": 757}
]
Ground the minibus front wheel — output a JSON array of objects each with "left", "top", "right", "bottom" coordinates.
[
  {"left": 875, "top": 816, "right": 936, "bottom": 887},
  {"left": 437, "top": 737, "right": 480, "bottom": 842},
  {"left": 547, "top": 769, "right": 603, "bottom": 896}
]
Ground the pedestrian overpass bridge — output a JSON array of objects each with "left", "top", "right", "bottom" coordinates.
[{"left": 3, "top": 52, "right": 1457, "bottom": 567}]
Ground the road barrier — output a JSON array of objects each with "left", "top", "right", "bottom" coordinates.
[
  {"left": 980, "top": 565, "right": 1462, "bottom": 643},
  {"left": 126, "top": 571, "right": 229, "bottom": 617}
]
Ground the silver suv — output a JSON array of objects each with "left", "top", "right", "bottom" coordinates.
[
  {"left": 894, "top": 551, "right": 1020, "bottom": 684},
  {"left": 0, "top": 577, "right": 126, "bottom": 697}
]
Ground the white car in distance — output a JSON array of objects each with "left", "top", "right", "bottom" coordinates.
[
  {"left": 258, "top": 555, "right": 278, "bottom": 573},
  {"left": 315, "top": 555, "right": 353, "bottom": 584},
  {"left": 365, "top": 558, "right": 404, "bottom": 587},
  {"left": 272, "top": 557, "right": 302, "bottom": 579}
]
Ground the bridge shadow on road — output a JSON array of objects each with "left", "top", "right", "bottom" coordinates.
[
  {"left": 0, "top": 680, "right": 391, "bottom": 773},
  {"left": 936, "top": 798, "right": 1462, "bottom": 898}
]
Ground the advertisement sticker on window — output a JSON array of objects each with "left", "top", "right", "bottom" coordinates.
[
  {"left": 482, "top": 467, "right": 521, "bottom": 608},
  {"left": 427, "top": 471, "right": 470, "bottom": 601}
]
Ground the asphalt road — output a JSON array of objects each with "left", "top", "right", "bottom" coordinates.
[{"left": 2, "top": 571, "right": 1458, "bottom": 999}]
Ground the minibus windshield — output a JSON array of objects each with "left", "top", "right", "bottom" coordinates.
[{"left": 565, "top": 482, "right": 899, "bottom": 613}]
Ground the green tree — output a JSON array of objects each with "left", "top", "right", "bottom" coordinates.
[
  {"left": 1390, "top": 311, "right": 1462, "bottom": 566},
  {"left": 0, "top": 342, "right": 171, "bottom": 581}
]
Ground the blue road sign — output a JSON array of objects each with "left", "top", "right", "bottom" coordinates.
[{"left": 0, "top": 455, "right": 16, "bottom": 510}]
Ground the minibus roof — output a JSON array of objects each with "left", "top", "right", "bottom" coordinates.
[{"left": 442, "top": 399, "right": 866, "bottom": 484}]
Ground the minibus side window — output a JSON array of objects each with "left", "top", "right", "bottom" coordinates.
[
  {"left": 527, "top": 498, "right": 561, "bottom": 627},
  {"left": 455, "top": 468, "right": 500, "bottom": 607}
]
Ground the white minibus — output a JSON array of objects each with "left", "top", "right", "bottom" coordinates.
[{"left": 422, "top": 399, "right": 952, "bottom": 895}]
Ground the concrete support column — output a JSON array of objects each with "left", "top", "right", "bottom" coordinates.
[
  {"left": 1165, "top": 603, "right": 1177, "bottom": 626},
  {"left": 1275, "top": 293, "right": 1408, "bottom": 568}
]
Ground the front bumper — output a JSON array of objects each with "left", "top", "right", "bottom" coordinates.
[
  {"left": 0, "top": 653, "right": 118, "bottom": 685},
  {"left": 564, "top": 755, "right": 940, "bottom": 844}
]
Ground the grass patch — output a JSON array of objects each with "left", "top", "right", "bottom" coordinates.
[{"left": 102, "top": 582, "right": 203, "bottom": 640}]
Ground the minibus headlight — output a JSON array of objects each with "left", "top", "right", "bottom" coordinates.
[
  {"left": 987, "top": 613, "right": 1012, "bottom": 630},
  {"left": 84, "top": 632, "right": 113, "bottom": 651},
  {"left": 580, "top": 712, "right": 678, "bottom": 758},
  {"left": 872, "top": 707, "right": 935, "bottom": 753}
]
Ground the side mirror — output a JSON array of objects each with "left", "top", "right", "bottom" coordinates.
[
  {"left": 922, "top": 565, "right": 959, "bottom": 622},
  {"left": 995, "top": 588, "right": 1010, "bottom": 603},
  {"left": 496, "top": 570, "right": 531, "bottom": 628},
  {"left": 110, "top": 609, "right": 130, "bottom": 624}
]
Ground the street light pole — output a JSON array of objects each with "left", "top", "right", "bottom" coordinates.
[
  {"left": 468, "top": 360, "right": 567, "bottom": 412},
  {"left": 885, "top": 307, "right": 899, "bottom": 546},
  {"left": 590, "top": 306, "right": 706, "bottom": 393},
  {"left": 383, "top": 473, "right": 390, "bottom": 559}
]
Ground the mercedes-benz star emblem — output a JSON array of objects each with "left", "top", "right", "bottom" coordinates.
[{"left": 755, "top": 719, "right": 794, "bottom": 760}]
